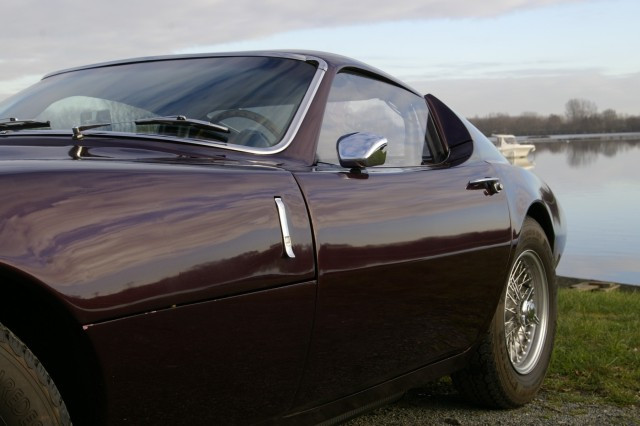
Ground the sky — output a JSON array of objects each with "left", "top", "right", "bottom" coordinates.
[{"left": 1, "top": 0, "right": 638, "bottom": 117}]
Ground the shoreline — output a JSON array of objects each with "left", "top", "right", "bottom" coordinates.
[
  {"left": 518, "top": 131, "right": 640, "bottom": 143},
  {"left": 557, "top": 275, "right": 639, "bottom": 291}
]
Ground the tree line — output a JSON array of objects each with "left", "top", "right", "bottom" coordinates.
[{"left": 469, "top": 98, "right": 640, "bottom": 136}]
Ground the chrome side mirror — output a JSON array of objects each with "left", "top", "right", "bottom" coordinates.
[{"left": 337, "top": 132, "right": 387, "bottom": 169}]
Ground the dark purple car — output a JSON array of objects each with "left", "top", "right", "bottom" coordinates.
[{"left": 0, "top": 51, "right": 565, "bottom": 425}]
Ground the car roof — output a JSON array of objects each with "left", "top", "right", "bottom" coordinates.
[{"left": 43, "top": 50, "right": 422, "bottom": 97}]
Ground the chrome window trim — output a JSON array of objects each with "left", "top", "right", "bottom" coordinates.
[{"left": 35, "top": 55, "right": 328, "bottom": 156}]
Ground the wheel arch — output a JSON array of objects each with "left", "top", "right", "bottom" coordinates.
[
  {"left": 525, "top": 202, "right": 555, "bottom": 253},
  {"left": 0, "top": 264, "right": 106, "bottom": 425}
]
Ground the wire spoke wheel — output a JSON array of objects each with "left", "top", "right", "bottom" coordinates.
[
  {"left": 451, "top": 218, "right": 557, "bottom": 408},
  {"left": 503, "top": 250, "right": 549, "bottom": 375}
]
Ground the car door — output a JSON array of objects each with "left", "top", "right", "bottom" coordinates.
[{"left": 292, "top": 72, "right": 513, "bottom": 406}]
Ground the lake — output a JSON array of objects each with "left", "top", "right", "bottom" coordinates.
[{"left": 522, "top": 138, "right": 640, "bottom": 286}]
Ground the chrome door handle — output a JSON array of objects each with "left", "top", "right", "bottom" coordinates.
[
  {"left": 274, "top": 197, "right": 296, "bottom": 258},
  {"left": 467, "top": 177, "right": 503, "bottom": 195}
]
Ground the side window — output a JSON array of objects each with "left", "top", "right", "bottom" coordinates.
[{"left": 316, "top": 72, "right": 430, "bottom": 167}]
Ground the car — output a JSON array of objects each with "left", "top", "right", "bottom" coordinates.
[{"left": 0, "top": 51, "right": 566, "bottom": 425}]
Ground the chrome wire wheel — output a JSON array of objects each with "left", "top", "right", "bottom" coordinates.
[
  {"left": 504, "top": 249, "right": 549, "bottom": 375},
  {"left": 452, "top": 218, "right": 557, "bottom": 408}
]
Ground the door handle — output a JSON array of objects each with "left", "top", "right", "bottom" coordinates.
[
  {"left": 274, "top": 197, "right": 296, "bottom": 258},
  {"left": 467, "top": 177, "right": 503, "bottom": 195}
]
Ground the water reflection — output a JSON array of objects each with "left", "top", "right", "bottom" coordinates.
[
  {"left": 506, "top": 156, "right": 534, "bottom": 170},
  {"left": 533, "top": 139, "right": 640, "bottom": 167},
  {"left": 530, "top": 138, "right": 640, "bottom": 286}
]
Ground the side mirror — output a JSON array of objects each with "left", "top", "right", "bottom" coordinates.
[{"left": 337, "top": 132, "right": 387, "bottom": 169}]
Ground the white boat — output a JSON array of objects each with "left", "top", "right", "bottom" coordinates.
[{"left": 491, "top": 134, "right": 536, "bottom": 158}]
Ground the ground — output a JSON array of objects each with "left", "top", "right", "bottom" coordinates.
[{"left": 346, "top": 380, "right": 640, "bottom": 426}]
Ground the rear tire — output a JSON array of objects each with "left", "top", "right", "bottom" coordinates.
[
  {"left": 452, "top": 217, "right": 557, "bottom": 408},
  {"left": 0, "top": 321, "right": 71, "bottom": 425}
]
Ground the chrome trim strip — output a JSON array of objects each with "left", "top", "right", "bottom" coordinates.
[{"left": 274, "top": 197, "right": 296, "bottom": 259}]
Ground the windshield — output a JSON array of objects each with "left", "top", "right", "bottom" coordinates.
[{"left": 0, "top": 56, "right": 318, "bottom": 148}]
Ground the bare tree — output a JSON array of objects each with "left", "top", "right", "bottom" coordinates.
[
  {"left": 546, "top": 114, "right": 564, "bottom": 134},
  {"left": 469, "top": 99, "right": 640, "bottom": 136},
  {"left": 565, "top": 98, "right": 598, "bottom": 123},
  {"left": 601, "top": 109, "right": 619, "bottom": 132}
]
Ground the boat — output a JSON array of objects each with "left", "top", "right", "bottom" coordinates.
[{"left": 491, "top": 134, "right": 536, "bottom": 158}]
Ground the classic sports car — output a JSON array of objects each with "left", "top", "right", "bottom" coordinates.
[{"left": 0, "top": 51, "right": 565, "bottom": 425}]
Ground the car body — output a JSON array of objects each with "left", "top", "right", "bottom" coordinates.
[{"left": 0, "top": 51, "right": 565, "bottom": 425}]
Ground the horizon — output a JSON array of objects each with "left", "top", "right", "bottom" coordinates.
[{"left": 1, "top": 0, "right": 638, "bottom": 117}]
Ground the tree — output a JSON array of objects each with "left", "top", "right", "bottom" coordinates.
[
  {"left": 565, "top": 98, "right": 598, "bottom": 123},
  {"left": 546, "top": 114, "right": 564, "bottom": 134},
  {"left": 601, "top": 109, "right": 619, "bottom": 132},
  {"left": 468, "top": 99, "right": 640, "bottom": 136}
]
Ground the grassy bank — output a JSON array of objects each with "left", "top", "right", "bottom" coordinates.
[{"left": 544, "top": 288, "right": 640, "bottom": 406}]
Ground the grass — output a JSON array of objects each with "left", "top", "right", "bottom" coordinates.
[{"left": 544, "top": 288, "right": 640, "bottom": 407}]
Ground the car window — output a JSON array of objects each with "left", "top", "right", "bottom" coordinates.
[
  {"left": 0, "top": 57, "right": 317, "bottom": 148},
  {"left": 316, "top": 72, "right": 430, "bottom": 167}
]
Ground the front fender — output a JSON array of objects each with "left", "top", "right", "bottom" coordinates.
[
  {"left": 0, "top": 160, "right": 315, "bottom": 323},
  {"left": 492, "top": 162, "right": 566, "bottom": 266}
]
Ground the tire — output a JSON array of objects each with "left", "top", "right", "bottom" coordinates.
[
  {"left": 0, "top": 322, "right": 71, "bottom": 425},
  {"left": 452, "top": 217, "right": 557, "bottom": 408}
]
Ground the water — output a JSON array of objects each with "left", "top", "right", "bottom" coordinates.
[{"left": 524, "top": 138, "right": 640, "bottom": 286}]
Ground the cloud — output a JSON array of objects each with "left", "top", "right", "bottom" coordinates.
[{"left": 1, "top": 0, "right": 580, "bottom": 85}]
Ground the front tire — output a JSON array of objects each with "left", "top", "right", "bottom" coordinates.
[
  {"left": 0, "top": 321, "right": 70, "bottom": 425},
  {"left": 452, "top": 217, "right": 557, "bottom": 408}
]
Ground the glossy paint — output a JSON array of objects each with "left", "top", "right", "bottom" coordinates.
[
  {"left": 292, "top": 161, "right": 512, "bottom": 406},
  {"left": 86, "top": 281, "right": 316, "bottom": 425},
  {"left": 493, "top": 161, "right": 567, "bottom": 264},
  {"left": 0, "top": 51, "right": 565, "bottom": 425},
  {"left": 0, "top": 138, "right": 314, "bottom": 324}
]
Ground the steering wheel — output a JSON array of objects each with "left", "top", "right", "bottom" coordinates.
[{"left": 209, "top": 109, "right": 280, "bottom": 137}]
